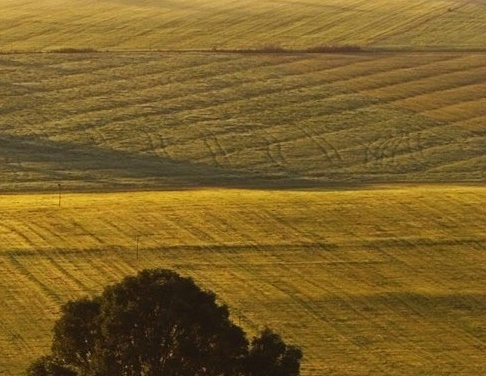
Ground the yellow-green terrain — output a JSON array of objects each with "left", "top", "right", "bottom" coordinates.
[
  {"left": 0, "top": 0, "right": 485, "bottom": 375},
  {"left": 1, "top": 51, "right": 485, "bottom": 191},
  {"left": 1, "top": 0, "right": 486, "bottom": 51},
  {"left": 1, "top": 187, "right": 486, "bottom": 375}
]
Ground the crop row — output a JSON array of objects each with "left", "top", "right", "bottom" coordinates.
[
  {"left": 1, "top": 187, "right": 486, "bottom": 375},
  {"left": 0, "top": 51, "right": 485, "bottom": 191},
  {"left": 1, "top": 0, "right": 486, "bottom": 51}
]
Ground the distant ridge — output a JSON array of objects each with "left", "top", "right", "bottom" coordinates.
[{"left": 1, "top": 0, "right": 485, "bottom": 52}]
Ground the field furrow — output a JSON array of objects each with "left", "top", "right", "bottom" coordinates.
[
  {"left": 2, "top": 0, "right": 486, "bottom": 51},
  {"left": 1, "top": 188, "right": 486, "bottom": 375},
  {"left": 1, "top": 2, "right": 486, "bottom": 376},
  {"left": 3, "top": 51, "right": 484, "bottom": 189}
]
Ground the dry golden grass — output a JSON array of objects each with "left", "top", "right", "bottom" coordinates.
[
  {"left": 1, "top": 2, "right": 486, "bottom": 376},
  {"left": 1, "top": 51, "right": 485, "bottom": 192},
  {"left": 1, "top": 186, "right": 486, "bottom": 375},
  {"left": 1, "top": 0, "right": 486, "bottom": 52}
]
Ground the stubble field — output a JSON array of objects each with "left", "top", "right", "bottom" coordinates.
[
  {"left": 1, "top": 51, "right": 485, "bottom": 191},
  {"left": 1, "top": 187, "right": 486, "bottom": 375},
  {"left": 1, "top": 0, "right": 486, "bottom": 375},
  {"left": 1, "top": 0, "right": 486, "bottom": 52}
]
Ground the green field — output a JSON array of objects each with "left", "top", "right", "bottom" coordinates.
[
  {"left": 1, "top": 187, "right": 486, "bottom": 375},
  {"left": 1, "top": 0, "right": 486, "bottom": 375}
]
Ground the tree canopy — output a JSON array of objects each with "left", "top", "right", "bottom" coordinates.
[{"left": 28, "top": 268, "right": 302, "bottom": 376}]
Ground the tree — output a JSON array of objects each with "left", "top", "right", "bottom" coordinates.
[
  {"left": 26, "top": 356, "right": 76, "bottom": 376},
  {"left": 51, "top": 298, "right": 100, "bottom": 371},
  {"left": 27, "top": 269, "right": 302, "bottom": 376},
  {"left": 245, "top": 328, "right": 302, "bottom": 376}
]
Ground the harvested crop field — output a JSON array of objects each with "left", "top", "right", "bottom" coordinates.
[
  {"left": 1, "top": 186, "right": 486, "bottom": 375},
  {"left": 1, "top": 51, "right": 485, "bottom": 192}
]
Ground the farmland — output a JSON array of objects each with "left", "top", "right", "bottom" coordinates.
[
  {"left": 1, "top": 0, "right": 486, "bottom": 375},
  {"left": 1, "top": 0, "right": 486, "bottom": 52},
  {"left": 1, "top": 187, "right": 486, "bottom": 375},
  {"left": 1, "top": 51, "right": 485, "bottom": 192}
]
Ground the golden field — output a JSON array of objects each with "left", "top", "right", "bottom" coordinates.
[
  {"left": 1, "top": 0, "right": 486, "bottom": 375},
  {"left": 1, "top": 0, "right": 486, "bottom": 51},
  {"left": 1, "top": 187, "right": 486, "bottom": 375},
  {"left": 1, "top": 51, "right": 485, "bottom": 192}
]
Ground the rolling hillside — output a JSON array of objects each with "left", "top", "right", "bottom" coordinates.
[
  {"left": 1, "top": 0, "right": 486, "bottom": 52},
  {"left": 1, "top": 51, "right": 485, "bottom": 191},
  {"left": 1, "top": 187, "right": 486, "bottom": 375},
  {"left": 1, "top": 1, "right": 486, "bottom": 375},
  {"left": 1, "top": 0, "right": 485, "bottom": 190}
]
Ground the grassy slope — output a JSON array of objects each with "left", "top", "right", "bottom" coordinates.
[
  {"left": 1, "top": 187, "right": 486, "bottom": 375},
  {"left": 1, "top": 0, "right": 486, "bottom": 51},
  {"left": 1, "top": 51, "right": 485, "bottom": 191},
  {"left": 1, "top": 1, "right": 486, "bottom": 375},
  {"left": 1, "top": 0, "right": 485, "bottom": 189}
]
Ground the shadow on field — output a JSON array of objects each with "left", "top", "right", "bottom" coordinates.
[{"left": 0, "top": 134, "right": 337, "bottom": 192}]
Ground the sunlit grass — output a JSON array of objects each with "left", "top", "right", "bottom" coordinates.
[
  {"left": 1, "top": 186, "right": 486, "bottom": 375},
  {"left": 1, "top": 2, "right": 486, "bottom": 375},
  {"left": 1, "top": 0, "right": 485, "bottom": 52}
]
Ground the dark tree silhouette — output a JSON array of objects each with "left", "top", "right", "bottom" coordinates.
[
  {"left": 51, "top": 298, "right": 100, "bottom": 371},
  {"left": 27, "top": 269, "right": 302, "bottom": 376},
  {"left": 26, "top": 356, "right": 76, "bottom": 376},
  {"left": 245, "top": 328, "right": 303, "bottom": 376}
]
